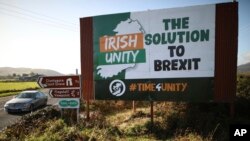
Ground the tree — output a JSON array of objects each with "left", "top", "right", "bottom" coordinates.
[
  {"left": 29, "top": 72, "right": 35, "bottom": 76},
  {"left": 22, "top": 73, "right": 28, "bottom": 77},
  {"left": 12, "top": 73, "right": 16, "bottom": 77}
]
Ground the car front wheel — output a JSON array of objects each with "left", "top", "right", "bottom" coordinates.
[{"left": 30, "top": 104, "right": 34, "bottom": 112}]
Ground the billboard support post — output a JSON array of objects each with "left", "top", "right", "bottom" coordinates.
[
  {"left": 86, "top": 99, "right": 90, "bottom": 120},
  {"left": 132, "top": 101, "right": 136, "bottom": 113},
  {"left": 76, "top": 69, "right": 79, "bottom": 123},
  {"left": 150, "top": 101, "right": 154, "bottom": 132}
]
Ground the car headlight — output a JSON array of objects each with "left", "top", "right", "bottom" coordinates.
[{"left": 4, "top": 103, "right": 9, "bottom": 107}]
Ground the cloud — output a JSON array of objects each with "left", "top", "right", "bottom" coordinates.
[
  {"left": 243, "top": 52, "right": 250, "bottom": 62},
  {"left": 238, "top": 51, "right": 250, "bottom": 65}
]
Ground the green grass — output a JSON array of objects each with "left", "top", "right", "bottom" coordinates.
[
  {"left": 0, "top": 81, "right": 40, "bottom": 97},
  {"left": 0, "top": 92, "right": 20, "bottom": 97}
]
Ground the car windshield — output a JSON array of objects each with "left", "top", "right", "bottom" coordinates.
[{"left": 16, "top": 92, "right": 36, "bottom": 99}]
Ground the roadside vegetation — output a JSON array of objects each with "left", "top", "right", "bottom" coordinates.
[
  {"left": 0, "top": 81, "right": 40, "bottom": 97},
  {"left": 0, "top": 74, "right": 249, "bottom": 140}
]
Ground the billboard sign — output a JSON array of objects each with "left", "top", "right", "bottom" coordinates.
[
  {"left": 81, "top": 2, "right": 238, "bottom": 102},
  {"left": 91, "top": 4, "right": 216, "bottom": 101}
]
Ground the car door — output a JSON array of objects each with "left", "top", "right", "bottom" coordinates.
[
  {"left": 33, "top": 92, "right": 42, "bottom": 108},
  {"left": 39, "top": 92, "right": 46, "bottom": 106}
]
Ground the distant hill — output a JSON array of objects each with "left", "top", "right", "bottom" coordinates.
[
  {"left": 0, "top": 67, "right": 63, "bottom": 76},
  {"left": 238, "top": 62, "right": 250, "bottom": 73}
]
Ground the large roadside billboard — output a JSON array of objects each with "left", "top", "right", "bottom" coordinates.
[{"left": 80, "top": 2, "right": 238, "bottom": 102}]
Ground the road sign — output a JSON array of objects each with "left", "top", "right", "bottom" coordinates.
[
  {"left": 37, "top": 75, "right": 80, "bottom": 89},
  {"left": 58, "top": 98, "right": 80, "bottom": 108},
  {"left": 49, "top": 89, "right": 80, "bottom": 98}
]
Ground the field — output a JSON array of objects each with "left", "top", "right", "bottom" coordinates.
[{"left": 0, "top": 81, "right": 40, "bottom": 97}]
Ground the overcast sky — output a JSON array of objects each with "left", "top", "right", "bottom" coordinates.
[{"left": 0, "top": 0, "right": 249, "bottom": 74}]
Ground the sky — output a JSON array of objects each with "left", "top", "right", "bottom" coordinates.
[{"left": 0, "top": 0, "right": 249, "bottom": 74}]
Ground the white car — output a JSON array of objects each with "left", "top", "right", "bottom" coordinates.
[{"left": 4, "top": 90, "right": 48, "bottom": 113}]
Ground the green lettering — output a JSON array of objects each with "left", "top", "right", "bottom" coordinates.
[
  {"left": 177, "top": 31, "right": 185, "bottom": 43},
  {"left": 145, "top": 34, "right": 152, "bottom": 45},
  {"left": 161, "top": 33, "right": 167, "bottom": 44},
  {"left": 186, "top": 31, "right": 190, "bottom": 43},
  {"left": 167, "top": 32, "right": 176, "bottom": 44},
  {"left": 172, "top": 18, "right": 181, "bottom": 30},
  {"left": 153, "top": 33, "right": 161, "bottom": 45},
  {"left": 162, "top": 19, "right": 171, "bottom": 30},
  {"left": 191, "top": 30, "right": 200, "bottom": 42},
  {"left": 182, "top": 17, "right": 189, "bottom": 29},
  {"left": 200, "top": 29, "right": 209, "bottom": 41}
]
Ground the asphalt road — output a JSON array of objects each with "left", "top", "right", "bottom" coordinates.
[{"left": 0, "top": 89, "right": 59, "bottom": 131}]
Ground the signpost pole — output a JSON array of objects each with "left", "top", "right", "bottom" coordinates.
[
  {"left": 77, "top": 108, "right": 80, "bottom": 123},
  {"left": 60, "top": 109, "right": 63, "bottom": 119}
]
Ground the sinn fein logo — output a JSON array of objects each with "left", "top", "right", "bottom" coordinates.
[{"left": 109, "top": 80, "right": 126, "bottom": 96}]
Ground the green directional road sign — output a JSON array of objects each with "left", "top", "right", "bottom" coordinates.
[{"left": 58, "top": 98, "right": 79, "bottom": 109}]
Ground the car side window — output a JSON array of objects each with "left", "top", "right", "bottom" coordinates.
[
  {"left": 35, "top": 92, "right": 41, "bottom": 98},
  {"left": 39, "top": 92, "right": 45, "bottom": 98}
]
